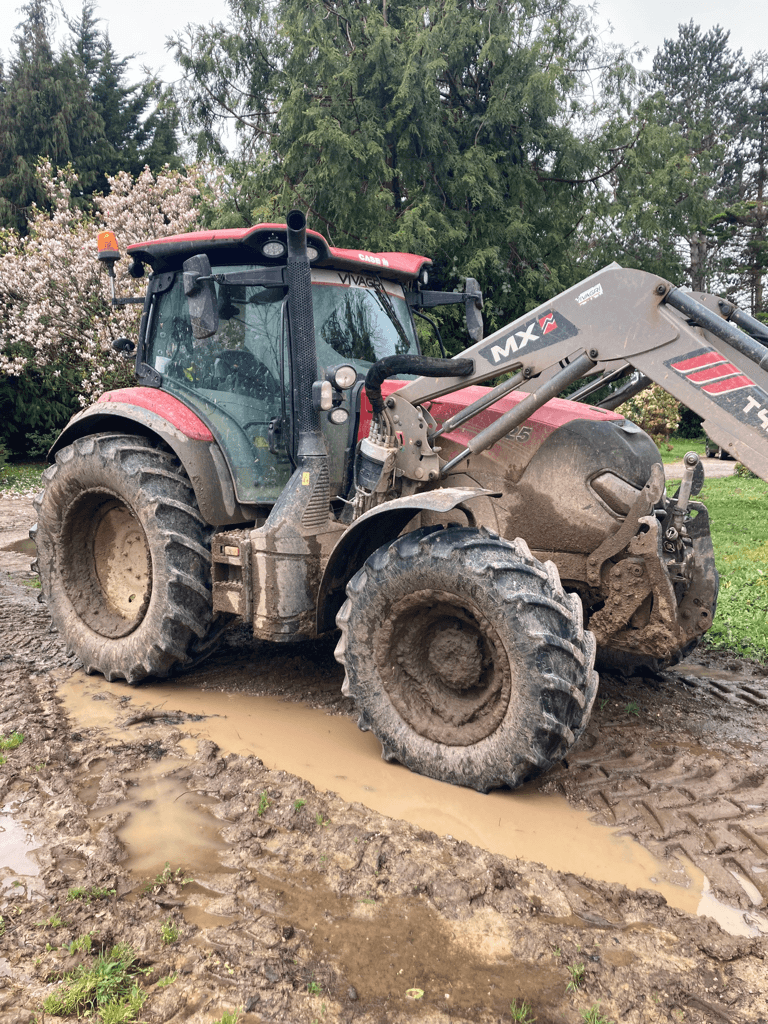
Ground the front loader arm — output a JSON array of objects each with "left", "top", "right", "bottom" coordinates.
[{"left": 396, "top": 265, "right": 768, "bottom": 482}]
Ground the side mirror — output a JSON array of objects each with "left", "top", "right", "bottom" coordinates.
[
  {"left": 464, "top": 277, "right": 483, "bottom": 342},
  {"left": 183, "top": 254, "right": 219, "bottom": 339}
]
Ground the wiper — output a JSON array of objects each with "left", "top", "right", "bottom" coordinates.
[{"left": 371, "top": 278, "right": 413, "bottom": 355}]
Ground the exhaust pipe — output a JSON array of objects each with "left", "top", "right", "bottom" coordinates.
[{"left": 286, "top": 209, "right": 325, "bottom": 458}]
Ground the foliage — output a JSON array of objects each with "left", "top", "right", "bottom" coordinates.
[
  {"left": 63, "top": 1, "right": 181, "bottom": 196},
  {"left": 0, "top": 0, "right": 181, "bottom": 233},
  {"left": 211, "top": 1012, "right": 240, "bottom": 1024},
  {"left": 0, "top": 0, "right": 103, "bottom": 233},
  {"left": 42, "top": 941, "right": 147, "bottom": 1019},
  {"left": 0, "top": 161, "right": 200, "bottom": 407},
  {"left": 172, "top": 0, "right": 640, "bottom": 336},
  {"left": 161, "top": 920, "right": 179, "bottom": 945},
  {"left": 151, "top": 863, "right": 193, "bottom": 888},
  {"left": 616, "top": 383, "right": 681, "bottom": 438},
  {"left": 0, "top": 360, "right": 81, "bottom": 459},
  {"left": 591, "top": 23, "right": 756, "bottom": 301}
]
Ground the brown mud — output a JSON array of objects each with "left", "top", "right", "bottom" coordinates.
[{"left": 0, "top": 494, "right": 767, "bottom": 1023}]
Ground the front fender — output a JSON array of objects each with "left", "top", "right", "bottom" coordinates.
[
  {"left": 316, "top": 487, "right": 500, "bottom": 633},
  {"left": 50, "top": 398, "right": 251, "bottom": 527}
]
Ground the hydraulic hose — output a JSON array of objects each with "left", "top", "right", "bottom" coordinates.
[{"left": 365, "top": 355, "right": 474, "bottom": 414}]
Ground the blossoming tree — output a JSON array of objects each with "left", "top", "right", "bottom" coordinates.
[{"left": 0, "top": 161, "right": 201, "bottom": 408}]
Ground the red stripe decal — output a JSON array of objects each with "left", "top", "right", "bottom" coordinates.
[
  {"left": 702, "top": 375, "right": 754, "bottom": 394},
  {"left": 672, "top": 352, "right": 725, "bottom": 373},
  {"left": 687, "top": 362, "right": 740, "bottom": 383}
]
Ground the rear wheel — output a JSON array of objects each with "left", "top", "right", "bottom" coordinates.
[
  {"left": 33, "top": 433, "right": 220, "bottom": 682},
  {"left": 335, "top": 525, "right": 598, "bottom": 792}
]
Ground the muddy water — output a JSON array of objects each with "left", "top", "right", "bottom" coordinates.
[
  {"left": 1, "top": 539, "right": 35, "bottom": 556},
  {"left": 90, "top": 765, "right": 229, "bottom": 876},
  {"left": 0, "top": 805, "right": 40, "bottom": 884},
  {"left": 60, "top": 671, "right": 707, "bottom": 915}
]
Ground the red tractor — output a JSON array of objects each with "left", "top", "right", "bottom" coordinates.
[{"left": 33, "top": 211, "right": 768, "bottom": 790}]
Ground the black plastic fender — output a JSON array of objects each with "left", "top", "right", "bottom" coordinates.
[
  {"left": 316, "top": 487, "right": 500, "bottom": 633},
  {"left": 50, "top": 404, "right": 255, "bottom": 527}
]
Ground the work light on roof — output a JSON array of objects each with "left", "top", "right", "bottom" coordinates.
[{"left": 261, "top": 238, "right": 286, "bottom": 258}]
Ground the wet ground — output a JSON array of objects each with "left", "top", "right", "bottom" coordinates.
[{"left": 0, "top": 494, "right": 767, "bottom": 1023}]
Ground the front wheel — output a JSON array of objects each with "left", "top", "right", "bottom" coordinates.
[
  {"left": 334, "top": 526, "right": 598, "bottom": 792},
  {"left": 33, "top": 433, "right": 219, "bottom": 682}
]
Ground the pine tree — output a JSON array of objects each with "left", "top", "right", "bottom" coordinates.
[
  {"left": 650, "top": 21, "right": 751, "bottom": 292},
  {"left": 0, "top": 0, "right": 102, "bottom": 231},
  {"left": 64, "top": 1, "right": 181, "bottom": 191},
  {"left": 171, "top": 0, "right": 637, "bottom": 326}
]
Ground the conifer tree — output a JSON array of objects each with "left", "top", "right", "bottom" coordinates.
[
  {"left": 0, "top": 0, "right": 102, "bottom": 231},
  {"left": 172, "top": 0, "right": 636, "bottom": 327}
]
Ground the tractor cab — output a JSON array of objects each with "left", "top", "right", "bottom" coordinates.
[{"left": 124, "top": 224, "right": 430, "bottom": 505}]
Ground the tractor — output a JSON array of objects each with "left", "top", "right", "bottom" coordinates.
[{"left": 32, "top": 210, "right": 768, "bottom": 791}]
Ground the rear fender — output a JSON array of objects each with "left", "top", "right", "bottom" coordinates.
[
  {"left": 50, "top": 398, "right": 254, "bottom": 527},
  {"left": 316, "top": 487, "right": 499, "bottom": 633}
]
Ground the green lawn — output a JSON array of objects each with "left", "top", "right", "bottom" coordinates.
[
  {"left": 690, "top": 475, "right": 768, "bottom": 660},
  {"left": 0, "top": 461, "right": 45, "bottom": 494},
  {"left": 656, "top": 435, "right": 708, "bottom": 463}
]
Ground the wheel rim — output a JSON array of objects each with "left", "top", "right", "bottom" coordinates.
[
  {"left": 374, "top": 589, "right": 512, "bottom": 746},
  {"left": 61, "top": 491, "right": 151, "bottom": 638}
]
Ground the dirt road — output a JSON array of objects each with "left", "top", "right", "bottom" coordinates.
[{"left": 0, "top": 494, "right": 766, "bottom": 1024}]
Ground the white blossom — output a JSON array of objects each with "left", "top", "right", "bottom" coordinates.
[{"left": 0, "top": 162, "right": 202, "bottom": 405}]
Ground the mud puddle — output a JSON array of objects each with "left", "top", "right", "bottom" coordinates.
[
  {"left": 1, "top": 538, "right": 35, "bottom": 556},
  {"left": 85, "top": 763, "right": 229, "bottom": 877},
  {"left": 0, "top": 806, "right": 40, "bottom": 882},
  {"left": 60, "top": 671, "right": 713, "bottom": 917}
]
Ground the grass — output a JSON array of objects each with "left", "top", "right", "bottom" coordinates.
[
  {"left": 152, "top": 863, "right": 192, "bottom": 887},
  {"left": 42, "top": 941, "right": 147, "bottom": 1021},
  {"left": 0, "top": 731, "right": 24, "bottom": 751},
  {"left": 691, "top": 475, "right": 768, "bottom": 659},
  {"left": 68, "top": 934, "right": 93, "bottom": 954},
  {"left": 510, "top": 998, "right": 536, "bottom": 1022},
  {"left": 257, "top": 791, "right": 271, "bottom": 815},
  {"left": 565, "top": 962, "right": 585, "bottom": 992},
  {"left": 212, "top": 1012, "right": 240, "bottom": 1024},
  {"left": 580, "top": 1004, "right": 614, "bottom": 1024},
  {"left": 67, "top": 885, "right": 116, "bottom": 903},
  {"left": 0, "top": 461, "right": 45, "bottom": 494},
  {"left": 161, "top": 919, "right": 179, "bottom": 945},
  {"left": 656, "top": 435, "right": 707, "bottom": 463}
]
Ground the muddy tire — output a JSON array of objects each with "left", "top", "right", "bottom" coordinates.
[
  {"left": 334, "top": 525, "right": 599, "bottom": 792},
  {"left": 33, "top": 433, "right": 217, "bottom": 682}
]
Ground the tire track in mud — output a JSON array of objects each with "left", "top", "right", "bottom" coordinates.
[
  {"left": 4, "top": 543, "right": 768, "bottom": 923},
  {"left": 541, "top": 666, "right": 768, "bottom": 919},
  {"left": 1, "top": 570, "right": 768, "bottom": 1021}
]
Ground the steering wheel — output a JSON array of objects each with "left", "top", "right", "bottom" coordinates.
[{"left": 214, "top": 349, "right": 278, "bottom": 395}]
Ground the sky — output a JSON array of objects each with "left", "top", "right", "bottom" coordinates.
[{"left": 0, "top": 0, "right": 765, "bottom": 96}]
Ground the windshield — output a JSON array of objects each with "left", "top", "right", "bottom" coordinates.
[
  {"left": 144, "top": 264, "right": 419, "bottom": 503},
  {"left": 309, "top": 268, "right": 418, "bottom": 373}
]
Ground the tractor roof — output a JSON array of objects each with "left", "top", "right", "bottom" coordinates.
[{"left": 126, "top": 223, "right": 431, "bottom": 284}]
